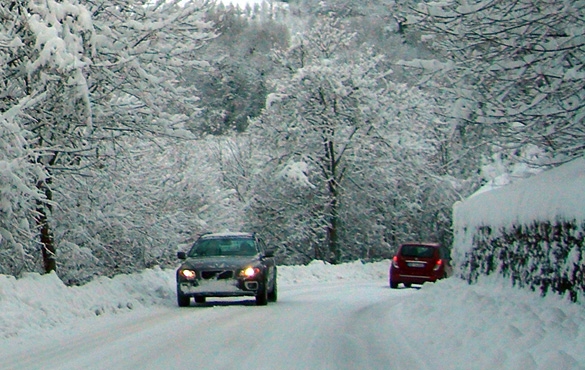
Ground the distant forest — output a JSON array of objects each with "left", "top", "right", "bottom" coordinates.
[{"left": 1, "top": 0, "right": 582, "bottom": 284}]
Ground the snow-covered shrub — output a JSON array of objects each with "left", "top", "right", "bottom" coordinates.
[
  {"left": 453, "top": 156, "right": 585, "bottom": 302},
  {"left": 460, "top": 220, "right": 584, "bottom": 302}
]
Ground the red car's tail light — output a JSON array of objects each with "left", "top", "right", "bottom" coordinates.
[
  {"left": 392, "top": 256, "right": 399, "bottom": 269},
  {"left": 433, "top": 259, "right": 443, "bottom": 271}
]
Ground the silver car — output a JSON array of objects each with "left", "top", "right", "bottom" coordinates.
[{"left": 176, "top": 232, "right": 277, "bottom": 306}]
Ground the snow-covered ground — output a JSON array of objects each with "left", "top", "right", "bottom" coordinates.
[{"left": 1, "top": 260, "right": 583, "bottom": 369}]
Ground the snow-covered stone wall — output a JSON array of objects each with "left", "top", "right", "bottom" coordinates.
[{"left": 453, "top": 156, "right": 585, "bottom": 302}]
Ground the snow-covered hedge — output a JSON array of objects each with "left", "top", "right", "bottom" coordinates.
[
  {"left": 460, "top": 220, "right": 584, "bottom": 302},
  {"left": 453, "top": 157, "right": 585, "bottom": 302}
]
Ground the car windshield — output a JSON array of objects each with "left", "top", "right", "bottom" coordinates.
[
  {"left": 187, "top": 238, "right": 257, "bottom": 257},
  {"left": 400, "top": 245, "right": 436, "bottom": 258}
]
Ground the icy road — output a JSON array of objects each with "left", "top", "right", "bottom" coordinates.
[{"left": 1, "top": 282, "right": 422, "bottom": 370}]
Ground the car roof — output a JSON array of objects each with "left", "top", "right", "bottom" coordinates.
[
  {"left": 399, "top": 242, "right": 441, "bottom": 248},
  {"left": 199, "top": 232, "right": 254, "bottom": 240}
]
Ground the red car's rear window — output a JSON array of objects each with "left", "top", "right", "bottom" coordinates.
[{"left": 399, "top": 245, "right": 436, "bottom": 258}]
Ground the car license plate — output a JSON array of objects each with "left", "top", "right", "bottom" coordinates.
[{"left": 407, "top": 262, "right": 426, "bottom": 268}]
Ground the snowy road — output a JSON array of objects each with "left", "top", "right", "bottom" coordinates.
[
  {"left": 1, "top": 263, "right": 584, "bottom": 369},
  {"left": 1, "top": 282, "right": 424, "bottom": 370}
]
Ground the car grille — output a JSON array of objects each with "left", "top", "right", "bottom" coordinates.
[{"left": 201, "top": 270, "right": 234, "bottom": 280}]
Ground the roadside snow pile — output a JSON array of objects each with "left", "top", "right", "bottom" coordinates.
[
  {"left": 278, "top": 260, "right": 389, "bottom": 283},
  {"left": 0, "top": 268, "right": 176, "bottom": 338},
  {"left": 389, "top": 276, "right": 585, "bottom": 369},
  {"left": 453, "top": 155, "right": 585, "bottom": 257}
]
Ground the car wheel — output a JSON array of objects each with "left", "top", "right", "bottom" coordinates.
[
  {"left": 268, "top": 279, "right": 278, "bottom": 302},
  {"left": 390, "top": 280, "right": 399, "bottom": 289},
  {"left": 256, "top": 283, "right": 268, "bottom": 306},
  {"left": 194, "top": 296, "right": 206, "bottom": 304},
  {"left": 177, "top": 292, "right": 190, "bottom": 307}
]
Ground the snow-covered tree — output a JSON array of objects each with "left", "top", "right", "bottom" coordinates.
[
  {"left": 189, "top": 5, "right": 289, "bottom": 134},
  {"left": 0, "top": 0, "right": 97, "bottom": 273},
  {"left": 405, "top": 0, "right": 585, "bottom": 163},
  {"left": 53, "top": 136, "right": 244, "bottom": 284},
  {"left": 0, "top": 0, "right": 214, "bottom": 275},
  {"left": 0, "top": 114, "right": 47, "bottom": 276},
  {"left": 249, "top": 16, "right": 448, "bottom": 263}
]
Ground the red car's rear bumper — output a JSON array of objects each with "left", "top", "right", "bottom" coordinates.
[
  {"left": 389, "top": 265, "right": 445, "bottom": 285},
  {"left": 391, "top": 272, "right": 440, "bottom": 284}
]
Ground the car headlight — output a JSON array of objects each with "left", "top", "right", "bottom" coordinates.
[
  {"left": 179, "top": 269, "right": 196, "bottom": 280},
  {"left": 240, "top": 267, "right": 261, "bottom": 278}
]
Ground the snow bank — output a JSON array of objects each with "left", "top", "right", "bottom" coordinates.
[
  {"left": 455, "top": 156, "right": 585, "bottom": 232},
  {"left": 278, "top": 259, "right": 389, "bottom": 283},
  {"left": 0, "top": 268, "right": 175, "bottom": 338},
  {"left": 453, "top": 156, "right": 585, "bottom": 258},
  {"left": 388, "top": 276, "right": 585, "bottom": 369}
]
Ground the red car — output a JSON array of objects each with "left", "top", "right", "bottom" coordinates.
[{"left": 389, "top": 242, "right": 452, "bottom": 288}]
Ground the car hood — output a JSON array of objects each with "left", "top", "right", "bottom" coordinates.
[{"left": 179, "top": 256, "right": 260, "bottom": 270}]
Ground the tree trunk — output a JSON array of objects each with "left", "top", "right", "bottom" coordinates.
[
  {"left": 36, "top": 180, "right": 56, "bottom": 273},
  {"left": 323, "top": 133, "right": 341, "bottom": 264},
  {"left": 326, "top": 173, "right": 340, "bottom": 264},
  {"left": 327, "top": 197, "right": 340, "bottom": 264}
]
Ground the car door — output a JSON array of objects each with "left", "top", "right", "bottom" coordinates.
[{"left": 257, "top": 237, "right": 276, "bottom": 288}]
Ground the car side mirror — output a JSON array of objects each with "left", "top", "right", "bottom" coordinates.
[
  {"left": 264, "top": 249, "right": 275, "bottom": 258},
  {"left": 177, "top": 251, "right": 187, "bottom": 260}
]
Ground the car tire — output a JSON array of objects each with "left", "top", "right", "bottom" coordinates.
[
  {"left": 268, "top": 279, "right": 278, "bottom": 302},
  {"left": 177, "top": 292, "right": 190, "bottom": 307},
  {"left": 390, "top": 280, "right": 399, "bottom": 289},
  {"left": 256, "top": 283, "right": 268, "bottom": 306},
  {"left": 194, "top": 296, "right": 206, "bottom": 304}
]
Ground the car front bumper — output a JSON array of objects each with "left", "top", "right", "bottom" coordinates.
[{"left": 178, "top": 278, "right": 260, "bottom": 297}]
